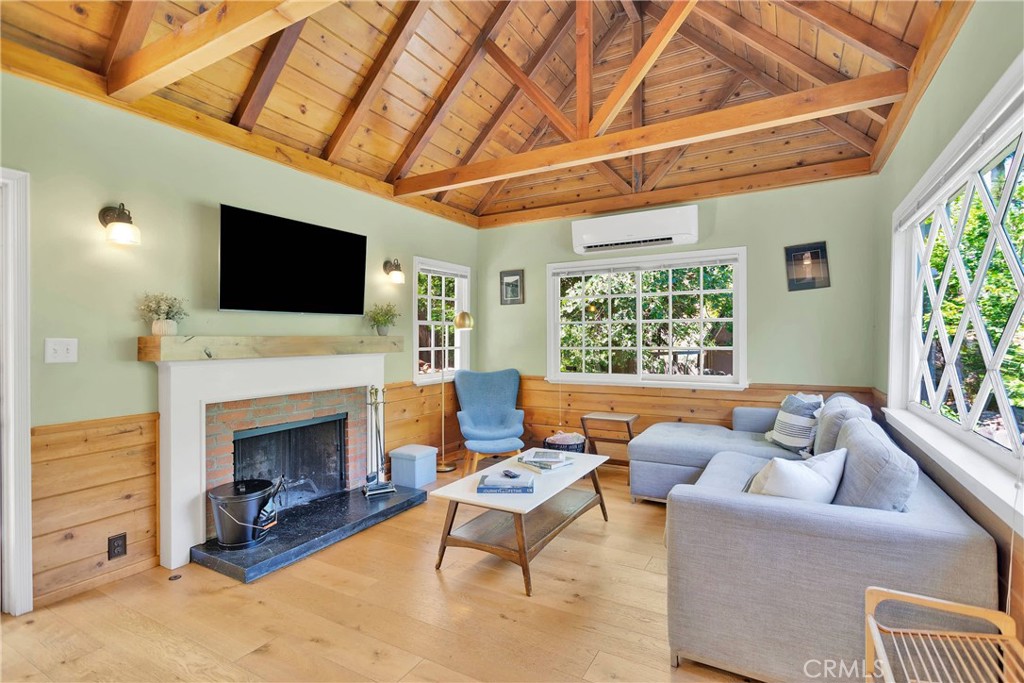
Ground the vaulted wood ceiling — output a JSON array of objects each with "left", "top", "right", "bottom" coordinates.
[{"left": 0, "top": 0, "right": 972, "bottom": 228}]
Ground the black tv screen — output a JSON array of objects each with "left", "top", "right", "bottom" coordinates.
[{"left": 219, "top": 205, "right": 366, "bottom": 315}]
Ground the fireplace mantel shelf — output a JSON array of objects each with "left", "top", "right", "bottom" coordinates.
[{"left": 138, "top": 335, "right": 403, "bottom": 362}]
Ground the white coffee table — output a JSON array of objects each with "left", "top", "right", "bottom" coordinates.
[{"left": 430, "top": 449, "right": 609, "bottom": 595}]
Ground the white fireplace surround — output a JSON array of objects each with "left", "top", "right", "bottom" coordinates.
[{"left": 158, "top": 353, "right": 385, "bottom": 568}]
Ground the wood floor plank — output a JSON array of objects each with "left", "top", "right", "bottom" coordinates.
[
  {"left": 0, "top": 640, "right": 52, "bottom": 682},
  {"left": 400, "top": 659, "right": 478, "bottom": 682}
]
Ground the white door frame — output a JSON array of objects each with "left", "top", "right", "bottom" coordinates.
[{"left": 1, "top": 168, "right": 32, "bottom": 615}]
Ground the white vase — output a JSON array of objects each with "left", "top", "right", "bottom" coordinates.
[
  {"left": 375, "top": 326, "right": 389, "bottom": 337},
  {"left": 151, "top": 319, "right": 178, "bottom": 336}
]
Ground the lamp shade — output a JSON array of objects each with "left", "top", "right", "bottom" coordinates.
[
  {"left": 106, "top": 221, "right": 142, "bottom": 245},
  {"left": 454, "top": 310, "right": 474, "bottom": 330}
]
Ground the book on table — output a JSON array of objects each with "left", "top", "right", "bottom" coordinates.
[
  {"left": 518, "top": 450, "right": 573, "bottom": 472},
  {"left": 476, "top": 472, "right": 535, "bottom": 494}
]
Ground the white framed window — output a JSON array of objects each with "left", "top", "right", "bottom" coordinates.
[
  {"left": 546, "top": 247, "right": 747, "bottom": 390},
  {"left": 889, "top": 53, "right": 1024, "bottom": 475},
  {"left": 412, "top": 257, "right": 471, "bottom": 385}
]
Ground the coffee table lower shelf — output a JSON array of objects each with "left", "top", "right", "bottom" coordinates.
[{"left": 435, "top": 486, "right": 607, "bottom": 596}]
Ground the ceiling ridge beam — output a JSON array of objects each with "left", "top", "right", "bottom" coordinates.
[
  {"left": 322, "top": 1, "right": 430, "bottom": 163},
  {"left": 394, "top": 69, "right": 907, "bottom": 197},
  {"left": 475, "top": 11, "right": 631, "bottom": 213},
  {"left": 774, "top": 0, "right": 918, "bottom": 70},
  {"left": 107, "top": 0, "right": 333, "bottom": 102},
  {"left": 385, "top": 1, "right": 518, "bottom": 184},
  {"left": 590, "top": 0, "right": 697, "bottom": 136},
  {"left": 630, "top": 13, "right": 644, "bottom": 192},
  {"left": 679, "top": 24, "right": 876, "bottom": 154},
  {"left": 102, "top": 1, "right": 158, "bottom": 76},
  {"left": 641, "top": 71, "right": 746, "bottom": 192},
  {"left": 436, "top": 4, "right": 577, "bottom": 205},
  {"left": 232, "top": 19, "right": 307, "bottom": 131},
  {"left": 577, "top": 0, "right": 593, "bottom": 138}
]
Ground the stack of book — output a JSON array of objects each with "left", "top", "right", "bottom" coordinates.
[
  {"left": 517, "top": 450, "right": 574, "bottom": 473},
  {"left": 476, "top": 472, "right": 535, "bottom": 494}
]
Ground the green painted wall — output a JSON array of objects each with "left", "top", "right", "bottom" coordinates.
[
  {"left": 0, "top": 74, "right": 479, "bottom": 426},
  {"left": 869, "top": 0, "right": 1024, "bottom": 393}
]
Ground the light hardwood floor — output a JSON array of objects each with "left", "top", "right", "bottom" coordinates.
[{"left": 2, "top": 466, "right": 744, "bottom": 682}]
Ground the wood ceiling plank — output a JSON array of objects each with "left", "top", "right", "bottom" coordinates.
[
  {"left": 102, "top": 1, "right": 158, "bottom": 75},
  {"left": 577, "top": 0, "right": 593, "bottom": 138},
  {"left": 478, "top": 157, "right": 871, "bottom": 226},
  {"left": 321, "top": 1, "right": 430, "bottom": 162},
  {"left": 630, "top": 15, "right": 644, "bottom": 192},
  {"left": 107, "top": 1, "right": 334, "bottom": 102},
  {"left": 620, "top": 0, "right": 641, "bottom": 23},
  {"left": 775, "top": 0, "right": 917, "bottom": 69},
  {"left": 589, "top": 0, "right": 697, "bottom": 136},
  {"left": 231, "top": 19, "right": 306, "bottom": 131},
  {"left": 385, "top": 0, "right": 518, "bottom": 183},
  {"left": 394, "top": 69, "right": 907, "bottom": 197},
  {"left": 484, "top": 39, "right": 577, "bottom": 140},
  {"left": 870, "top": 0, "right": 973, "bottom": 171}
]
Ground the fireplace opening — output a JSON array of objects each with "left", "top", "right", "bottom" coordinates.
[{"left": 233, "top": 413, "right": 347, "bottom": 510}]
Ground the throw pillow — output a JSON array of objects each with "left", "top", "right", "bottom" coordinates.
[
  {"left": 832, "top": 418, "right": 919, "bottom": 511},
  {"left": 813, "top": 394, "right": 872, "bottom": 455},
  {"left": 765, "top": 394, "right": 824, "bottom": 452},
  {"left": 748, "top": 448, "right": 848, "bottom": 503}
]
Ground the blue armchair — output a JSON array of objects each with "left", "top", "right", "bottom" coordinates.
[{"left": 453, "top": 369, "right": 525, "bottom": 476}]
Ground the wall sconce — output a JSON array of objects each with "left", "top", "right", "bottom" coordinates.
[
  {"left": 98, "top": 203, "right": 141, "bottom": 245},
  {"left": 383, "top": 258, "right": 405, "bottom": 284}
]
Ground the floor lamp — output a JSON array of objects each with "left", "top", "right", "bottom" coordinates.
[{"left": 438, "top": 310, "right": 474, "bottom": 473}]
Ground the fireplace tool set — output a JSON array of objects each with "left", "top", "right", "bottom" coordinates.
[{"left": 364, "top": 385, "right": 397, "bottom": 498}]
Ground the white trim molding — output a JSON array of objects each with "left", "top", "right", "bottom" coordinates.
[{"left": 1, "top": 168, "right": 32, "bottom": 616}]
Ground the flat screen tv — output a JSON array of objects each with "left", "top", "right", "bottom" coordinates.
[{"left": 219, "top": 204, "right": 366, "bottom": 315}]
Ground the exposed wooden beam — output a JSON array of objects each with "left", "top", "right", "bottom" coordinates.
[
  {"left": 691, "top": 1, "right": 890, "bottom": 125},
  {"left": 620, "top": 0, "right": 641, "bottom": 23},
  {"left": 231, "top": 19, "right": 306, "bottom": 131},
  {"left": 436, "top": 5, "right": 577, "bottom": 204},
  {"left": 385, "top": 1, "right": 518, "bottom": 183},
  {"left": 630, "top": 15, "right": 644, "bottom": 192},
  {"left": 475, "top": 12, "right": 631, "bottom": 213},
  {"left": 395, "top": 69, "right": 907, "bottom": 197},
  {"left": 576, "top": 0, "right": 593, "bottom": 138},
  {"left": 871, "top": 1, "right": 974, "bottom": 171},
  {"left": 107, "top": 1, "right": 332, "bottom": 102},
  {"left": 774, "top": 0, "right": 918, "bottom": 70},
  {"left": 590, "top": 0, "right": 696, "bottom": 136},
  {"left": 0, "top": 39, "right": 478, "bottom": 228},
  {"left": 679, "top": 24, "right": 876, "bottom": 154},
  {"left": 322, "top": 1, "right": 430, "bottom": 162},
  {"left": 484, "top": 40, "right": 576, "bottom": 141},
  {"left": 478, "top": 158, "right": 872, "bottom": 227},
  {"left": 102, "top": 1, "right": 158, "bottom": 76},
  {"left": 641, "top": 72, "right": 745, "bottom": 192}
]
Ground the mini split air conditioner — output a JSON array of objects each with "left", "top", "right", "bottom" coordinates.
[{"left": 571, "top": 205, "right": 698, "bottom": 255}]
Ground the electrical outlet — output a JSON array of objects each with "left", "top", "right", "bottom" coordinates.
[
  {"left": 44, "top": 338, "right": 78, "bottom": 363},
  {"left": 107, "top": 532, "right": 127, "bottom": 560}
]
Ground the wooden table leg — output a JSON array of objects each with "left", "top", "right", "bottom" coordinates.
[
  {"left": 512, "top": 513, "right": 532, "bottom": 596},
  {"left": 435, "top": 501, "right": 459, "bottom": 570},
  {"left": 590, "top": 470, "right": 609, "bottom": 522}
]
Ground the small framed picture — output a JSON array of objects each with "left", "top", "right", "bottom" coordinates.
[
  {"left": 785, "top": 242, "right": 831, "bottom": 292},
  {"left": 500, "top": 269, "right": 525, "bottom": 305}
]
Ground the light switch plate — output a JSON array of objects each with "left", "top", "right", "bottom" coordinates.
[{"left": 44, "top": 338, "right": 78, "bottom": 363}]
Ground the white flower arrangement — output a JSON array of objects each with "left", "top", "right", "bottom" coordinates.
[{"left": 138, "top": 292, "right": 189, "bottom": 323}]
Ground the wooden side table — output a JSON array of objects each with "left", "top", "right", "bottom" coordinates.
[{"left": 580, "top": 412, "right": 638, "bottom": 466}]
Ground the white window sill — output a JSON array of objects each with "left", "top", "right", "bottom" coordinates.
[
  {"left": 884, "top": 408, "right": 1022, "bottom": 535},
  {"left": 545, "top": 374, "right": 748, "bottom": 391},
  {"left": 412, "top": 374, "right": 456, "bottom": 387}
]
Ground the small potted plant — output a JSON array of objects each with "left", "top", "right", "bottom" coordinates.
[
  {"left": 139, "top": 292, "right": 189, "bottom": 336},
  {"left": 366, "top": 302, "right": 400, "bottom": 336}
]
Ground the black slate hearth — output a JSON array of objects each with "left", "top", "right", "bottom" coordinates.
[{"left": 190, "top": 484, "right": 426, "bottom": 582}]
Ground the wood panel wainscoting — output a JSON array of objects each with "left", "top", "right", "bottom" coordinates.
[{"left": 30, "top": 413, "right": 160, "bottom": 607}]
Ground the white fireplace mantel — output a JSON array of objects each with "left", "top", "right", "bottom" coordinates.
[{"left": 157, "top": 354, "right": 385, "bottom": 568}]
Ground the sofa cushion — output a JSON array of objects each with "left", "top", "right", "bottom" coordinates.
[
  {"left": 766, "top": 394, "right": 824, "bottom": 452},
  {"left": 833, "top": 417, "right": 919, "bottom": 511},
  {"left": 748, "top": 448, "right": 847, "bottom": 503},
  {"left": 814, "top": 393, "right": 872, "bottom": 455},
  {"left": 695, "top": 451, "right": 769, "bottom": 491},
  {"left": 628, "top": 422, "right": 796, "bottom": 470}
]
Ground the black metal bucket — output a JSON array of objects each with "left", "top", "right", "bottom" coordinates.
[{"left": 208, "top": 478, "right": 280, "bottom": 550}]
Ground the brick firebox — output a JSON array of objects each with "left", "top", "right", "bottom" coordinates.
[{"left": 204, "top": 387, "right": 368, "bottom": 538}]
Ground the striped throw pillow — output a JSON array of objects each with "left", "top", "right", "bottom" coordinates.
[{"left": 765, "top": 394, "right": 823, "bottom": 452}]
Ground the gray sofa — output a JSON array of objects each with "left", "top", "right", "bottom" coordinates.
[{"left": 641, "top": 396, "right": 998, "bottom": 682}]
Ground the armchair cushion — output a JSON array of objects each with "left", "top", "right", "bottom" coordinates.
[{"left": 452, "top": 369, "right": 525, "bottom": 454}]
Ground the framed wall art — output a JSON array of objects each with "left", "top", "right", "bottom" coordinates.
[
  {"left": 784, "top": 242, "right": 831, "bottom": 292},
  {"left": 500, "top": 269, "right": 524, "bottom": 305}
]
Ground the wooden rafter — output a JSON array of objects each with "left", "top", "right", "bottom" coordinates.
[
  {"left": 484, "top": 40, "right": 576, "bottom": 140},
  {"left": 107, "top": 1, "right": 333, "bottom": 102},
  {"left": 641, "top": 71, "right": 746, "bottom": 192},
  {"left": 576, "top": 0, "right": 593, "bottom": 138},
  {"left": 321, "top": 1, "right": 430, "bottom": 163},
  {"left": 774, "top": 0, "right": 918, "bottom": 70},
  {"left": 590, "top": 0, "right": 697, "bottom": 136},
  {"left": 630, "top": 15, "right": 644, "bottom": 192},
  {"left": 475, "top": 12, "right": 631, "bottom": 214},
  {"left": 102, "top": 1, "right": 157, "bottom": 76},
  {"left": 395, "top": 69, "right": 907, "bottom": 197},
  {"left": 231, "top": 19, "right": 306, "bottom": 131},
  {"left": 692, "top": 1, "right": 890, "bottom": 125},
  {"left": 620, "top": 0, "right": 641, "bottom": 23},
  {"left": 678, "top": 24, "right": 876, "bottom": 154},
  {"left": 385, "top": 1, "right": 518, "bottom": 183},
  {"left": 436, "top": 5, "right": 577, "bottom": 205}
]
